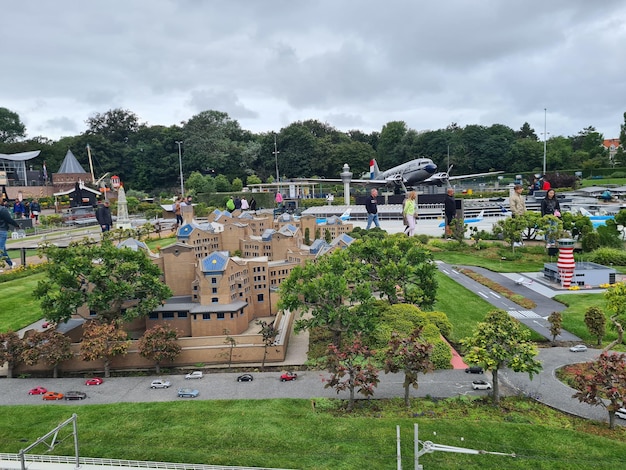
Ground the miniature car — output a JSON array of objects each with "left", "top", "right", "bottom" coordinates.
[
  {"left": 85, "top": 377, "right": 104, "bottom": 385},
  {"left": 280, "top": 372, "right": 298, "bottom": 382},
  {"left": 177, "top": 388, "right": 199, "bottom": 398},
  {"left": 64, "top": 391, "right": 87, "bottom": 400},
  {"left": 465, "top": 366, "right": 484, "bottom": 374},
  {"left": 237, "top": 373, "right": 254, "bottom": 382},
  {"left": 185, "top": 371, "right": 203, "bottom": 379},
  {"left": 28, "top": 386, "right": 48, "bottom": 395},
  {"left": 472, "top": 380, "right": 492, "bottom": 390},
  {"left": 569, "top": 344, "right": 588, "bottom": 353},
  {"left": 150, "top": 379, "right": 171, "bottom": 389},
  {"left": 42, "top": 391, "right": 64, "bottom": 401}
]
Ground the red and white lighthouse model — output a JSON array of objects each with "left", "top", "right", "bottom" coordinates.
[{"left": 557, "top": 238, "right": 576, "bottom": 288}]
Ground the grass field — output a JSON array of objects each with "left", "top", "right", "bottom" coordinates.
[
  {"left": 0, "top": 272, "right": 45, "bottom": 331},
  {"left": 430, "top": 243, "right": 548, "bottom": 273},
  {"left": 1, "top": 397, "right": 625, "bottom": 470}
]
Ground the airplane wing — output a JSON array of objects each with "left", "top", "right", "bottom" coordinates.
[
  {"left": 448, "top": 170, "right": 503, "bottom": 181},
  {"left": 295, "top": 177, "right": 391, "bottom": 186}
]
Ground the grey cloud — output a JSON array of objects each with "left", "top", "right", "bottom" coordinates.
[
  {"left": 187, "top": 89, "right": 258, "bottom": 120},
  {"left": 1, "top": 0, "right": 625, "bottom": 140},
  {"left": 43, "top": 117, "right": 79, "bottom": 133}
]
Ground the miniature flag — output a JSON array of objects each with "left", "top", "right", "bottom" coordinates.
[{"left": 43, "top": 162, "right": 48, "bottom": 181}]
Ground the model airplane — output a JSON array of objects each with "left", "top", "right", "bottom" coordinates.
[
  {"left": 438, "top": 210, "right": 485, "bottom": 227},
  {"left": 299, "top": 158, "right": 502, "bottom": 192},
  {"left": 316, "top": 208, "right": 351, "bottom": 224},
  {"left": 578, "top": 207, "right": 614, "bottom": 227}
]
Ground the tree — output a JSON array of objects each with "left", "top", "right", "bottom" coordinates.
[
  {"left": 80, "top": 321, "right": 130, "bottom": 377},
  {"left": 323, "top": 335, "right": 379, "bottom": 411},
  {"left": 231, "top": 177, "right": 243, "bottom": 192},
  {"left": 279, "top": 248, "right": 377, "bottom": 348},
  {"left": 462, "top": 309, "right": 542, "bottom": 404},
  {"left": 246, "top": 174, "right": 262, "bottom": 186},
  {"left": 22, "top": 331, "right": 73, "bottom": 378},
  {"left": 222, "top": 329, "right": 237, "bottom": 370},
  {"left": 348, "top": 234, "right": 437, "bottom": 308},
  {"left": 515, "top": 122, "right": 538, "bottom": 140},
  {"left": 603, "top": 283, "right": 626, "bottom": 351},
  {"left": 214, "top": 174, "right": 231, "bottom": 192},
  {"left": 0, "top": 331, "right": 24, "bottom": 378},
  {"left": 86, "top": 108, "right": 143, "bottom": 142},
  {"left": 186, "top": 171, "right": 215, "bottom": 195},
  {"left": 547, "top": 311, "right": 562, "bottom": 344},
  {"left": 377, "top": 121, "right": 408, "bottom": 169},
  {"left": 182, "top": 110, "right": 245, "bottom": 180},
  {"left": 257, "top": 320, "right": 279, "bottom": 371},
  {"left": 384, "top": 328, "right": 434, "bottom": 407},
  {"left": 0, "top": 107, "right": 26, "bottom": 143},
  {"left": 138, "top": 324, "right": 182, "bottom": 374},
  {"left": 585, "top": 306, "right": 606, "bottom": 346},
  {"left": 35, "top": 239, "right": 172, "bottom": 325},
  {"left": 573, "top": 352, "right": 626, "bottom": 429}
]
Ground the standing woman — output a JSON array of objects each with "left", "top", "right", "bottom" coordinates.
[
  {"left": 541, "top": 189, "right": 561, "bottom": 217},
  {"left": 541, "top": 189, "right": 561, "bottom": 247},
  {"left": 403, "top": 191, "right": 417, "bottom": 236}
]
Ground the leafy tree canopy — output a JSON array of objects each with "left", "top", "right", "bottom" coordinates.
[
  {"left": 0, "top": 107, "right": 26, "bottom": 143},
  {"left": 35, "top": 239, "right": 172, "bottom": 324}
]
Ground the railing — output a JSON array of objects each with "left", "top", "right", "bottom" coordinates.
[{"left": 0, "top": 454, "right": 295, "bottom": 470}]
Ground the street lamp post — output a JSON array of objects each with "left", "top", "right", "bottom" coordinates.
[
  {"left": 175, "top": 141, "right": 184, "bottom": 197},
  {"left": 542, "top": 108, "right": 547, "bottom": 176},
  {"left": 273, "top": 134, "right": 280, "bottom": 191}
]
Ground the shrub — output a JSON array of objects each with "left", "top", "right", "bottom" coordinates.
[
  {"left": 40, "top": 214, "right": 63, "bottom": 227},
  {"left": 430, "top": 339, "right": 453, "bottom": 370},
  {"left": 419, "top": 311, "right": 452, "bottom": 337},
  {"left": 588, "top": 247, "right": 626, "bottom": 265},
  {"left": 581, "top": 232, "right": 600, "bottom": 252},
  {"left": 415, "top": 234, "right": 430, "bottom": 244}
]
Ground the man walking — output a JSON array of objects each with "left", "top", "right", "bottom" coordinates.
[
  {"left": 444, "top": 187, "right": 456, "bottom": 239},
  {"left": 96, "top": 200, "right": 113, "bottom": 232},
  {"left": 0, "top": 199, "right": 20, "bottom": 268},
  {"left": 365, "top": 188, "right": 380, "bottom": 229}
]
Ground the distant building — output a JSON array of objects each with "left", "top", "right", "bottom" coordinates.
[
  {"left": 603, "top": 138, "right": 622, "bottom": 166},
  {"left": 543, "top": 261, "right": 616, "bottom": 287},
  {"left": 150, "top": 210, "right": 355, "bottom": 337}
]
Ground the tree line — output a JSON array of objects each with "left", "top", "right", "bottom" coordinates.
[{"left": 1, "top": 106, "right": 625, "bottom": 194}]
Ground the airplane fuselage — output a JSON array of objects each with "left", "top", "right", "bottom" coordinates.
[{"left": 362, "top": 158, "right": 437, "bottom": 187}]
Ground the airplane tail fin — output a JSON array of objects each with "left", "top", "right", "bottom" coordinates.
[
  {"left": 579, "top": 207, "right": 592, "bottom": 217},
  {"left": 369, "top": 159, "right": 381, "bottom": 180},
  {"left": 477, "top": 210, "right": 484, "bottom": 219},
  {"left": 340, "top": 208, "right": 352, "bottom": 220}
]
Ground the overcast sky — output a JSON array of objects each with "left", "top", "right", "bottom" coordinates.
[{"left": 2, "top": 0, "right": 625, "bottom": 142}]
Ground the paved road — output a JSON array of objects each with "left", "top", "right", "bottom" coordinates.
[
  {"left": 0, "top": 369, "right": 492, "bottom": 406},
  {"left": 2, "top": 358, "right": 622, "bottom": 427},
  {"left": 436, "top": 261, "right": 581, "bottom": 342},
  {"left": 499, "top": 347, "right": 614, "bottom": 423}
]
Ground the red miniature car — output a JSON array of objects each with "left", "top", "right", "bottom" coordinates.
[
  {"left": 28, "top": 386, "right": 48, "bottom": 395},
  {"left": 85, "top": 377, "right": 104, "bottom": 386},
  {"left": 280, "top": 372, "right": 298, "bottom": 382}
]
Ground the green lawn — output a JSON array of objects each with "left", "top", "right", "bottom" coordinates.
[
  {"left": 431, "top": 243, "right": 548, "bottom": 273},
  {"left": 0, "top": 272, "right": 45, "bottom": 331},
  {"left": 0, "top": 398, "right": 624, "bottom": 469},
  {"left": 432, "top": 271, "right": 495, "bottom": 342},
  {"left": 554, "top": 293, "right": 625, "bottom": 351},
  {"left": 433, "top": 271, "right": 546, "bottom": 344}
]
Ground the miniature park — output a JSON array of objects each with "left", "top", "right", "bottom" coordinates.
[{"left": 2, "top": 149, "right": 626, "bottom": 469}]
